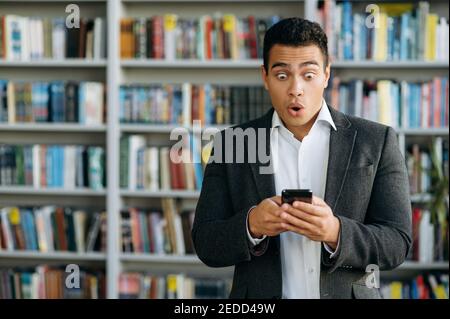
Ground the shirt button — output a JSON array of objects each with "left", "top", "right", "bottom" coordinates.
[{"left": 308, "top": 268, "right": 314, "bottom": 273}]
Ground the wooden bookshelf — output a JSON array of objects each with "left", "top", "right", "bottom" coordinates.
[{"left": 0, "top": 0, "right": 448, "bottom": 299}]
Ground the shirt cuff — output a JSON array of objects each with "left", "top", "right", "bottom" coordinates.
[
  {"left": 323, "top": 231, "right": 340, "bottom": 258},
  {"left": 246, "top": 206, "right": 267, "bottom": 246}
]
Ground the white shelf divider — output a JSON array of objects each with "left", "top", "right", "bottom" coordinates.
[
  {"left": 0, "top": 187, "right": 107, "bottom": 196},
  {"left": 0, "top": 59, "right": 107, "bottom": 67},
  {"left": 121, "top": 59, "right": 449, "bottom": 69},
  {"left": 0, "top": 123, "right": 107, "bottom": 132},
  {"left": 0, "top": 251, "right": 106, "bottom": 261},
  {"left": 120, "top": 189, "right": 200, "bottom": 198}
]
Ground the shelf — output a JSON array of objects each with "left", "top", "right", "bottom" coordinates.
[
  {"left": 121, "top": 59, "right": 449, "bottom": 69},
  {"left": 120, "top": 253, "right": 234, "bottom": 277},
  {"left": 397, "top": 261, "right": 449, "bottom": 270},
  {"left": 120, "top": 124, "right": 230, "bottom": 133},
  {"left": 399, "top": 128, "right": 449, "bottom": 136},
  {"left": 121, "top": 59, "right": 262, "bottom": 68},
  {"left": 0, "top": 187, "right": 107, "bottom": 196},
  {"left": 331, "top": 61, "right": 449, "bottom": 68},
  {"left": 120, "top": 189, "right": 200, "bottom": 198},
  {"left": 0, "top": 59, "right": 107, "bottom": 68},
  {"left": 0, "top": 251, "right": 106, "bottom": 261},
  {"left": 122, "top": 0, "right": 302, "bottom": 2},
  {"left": 0, "top": 123, "right": 107, "bottom": 132},
  {"left": 410, "top": 193, "right": 433, "bottom": 203},
  {"left": 120, "top": 253, "right": 201, "bottom": 264},
  {"left": 0, "top": 0, "right": 106, "bottom": 2}
]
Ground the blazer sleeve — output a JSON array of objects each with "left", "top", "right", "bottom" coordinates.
[
  {"left": 191, "top": 132, "right": 257, "bottom": 268},
  {"left": 322, "top": 126, "right": 413, "bottom": 272}
]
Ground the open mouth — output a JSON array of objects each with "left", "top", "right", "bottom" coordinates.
[{"left": 287, "top": 103, "right": 305, "bottom": 117}]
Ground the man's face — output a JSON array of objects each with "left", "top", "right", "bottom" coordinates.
[{"left": 262, "top": 44, "right": 330, "bottom": 130}]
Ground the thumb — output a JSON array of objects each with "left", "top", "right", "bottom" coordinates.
[
  {"left": 270, "top": 196, "right": 282, "bottom": 206},
  {"left": 312, "top": 196, "right": 326, "bottom": 207}
]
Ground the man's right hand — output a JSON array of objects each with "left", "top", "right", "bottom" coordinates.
[{"left": 248, "top": 196, "right": 287, "bottom": 238}]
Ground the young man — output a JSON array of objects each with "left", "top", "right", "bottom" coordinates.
[{"left": 192, "top": 18, "right": 412, "bottom": 299}]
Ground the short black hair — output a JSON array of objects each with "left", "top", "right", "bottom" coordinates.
[{"left": 263, "top": 17, "right": 329, "bottom": 73}]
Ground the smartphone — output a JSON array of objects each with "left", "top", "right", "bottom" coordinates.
[{"left": 281, "top": 189, "right": 313, "bottom": 205}]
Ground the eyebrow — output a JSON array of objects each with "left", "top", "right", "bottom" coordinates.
[{"left": 271, "top": 60, "right": 320, "bottom": 70}]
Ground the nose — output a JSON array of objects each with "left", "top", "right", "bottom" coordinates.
[{"left": 288, "top": 77, "right": 304, "bottom": 97}]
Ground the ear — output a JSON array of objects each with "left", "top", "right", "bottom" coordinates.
[
  {"left": 261, "top": 65, "right": 269, "bottom": 90},
  {"left": 324, "top": 63, "right": 331, "bottom": 89}
]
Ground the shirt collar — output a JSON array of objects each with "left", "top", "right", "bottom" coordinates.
[{"left": 271, "top": 99, "right": 337, "bottom": 131}]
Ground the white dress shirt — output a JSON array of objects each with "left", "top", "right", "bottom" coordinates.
[{"left": 247, "top": 100, "right": 338, "bottom": 299}]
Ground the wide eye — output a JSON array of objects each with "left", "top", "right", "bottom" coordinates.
[
  {"left": 304, "top": 72, "right": 315, "bottom": 80},
  {"left": 276, "top": 73, "right": 288, "bottom": 80}
]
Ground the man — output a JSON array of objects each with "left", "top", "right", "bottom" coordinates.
[{"left": 192, "top": 18, "right": 412, "bottom": 299}]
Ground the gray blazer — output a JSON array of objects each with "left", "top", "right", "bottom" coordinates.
[{"left": 192, "top": 105, "right": 412, "bottom": 299}]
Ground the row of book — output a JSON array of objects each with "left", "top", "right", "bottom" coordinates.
[
  {"left": 0, "top": 144, "right": 105, "bottom": 189},
  {"left": 120, "top": 15, "right": 279, "bottom": 60},
  {"left": 0, "top": 80, "right": 105, "bottom": 124},
  {"left": 120, "top": 136, "right": 204, "bottom": 191},
  {"left": 0, "top": 16, "right": 106, "bottom": 60},
  {"left": 406, "top": 139, "right": 449, "bottom": 196},
  {"left": 0, "top": 206, "right": 106, "bottom": 253},
  {"left": 119, "top": 273, "right": 230, "bottom": 299},
  {"left": 410, "top": 207, "right": 448, "bottom": 264},
  {"left": 0, "top": 266, "right": 106, "bottom": 299},
  {"left": 121, "top": 202, "right": 194, "bottom": 255},
  {"left": 119, "top": 77, "right": 449, "bottom": 129},
  {"left": 120, "top": 84, "right": 271, "bottom": 126},
  {"left": 316, "top": 1, "right": 449, "bottom": 62},
  {"left": 381, "top": 273, "right": 448, "bottom": 299},
  {"left": 325, "top": 76, "right": 449, "bottom": 129}
]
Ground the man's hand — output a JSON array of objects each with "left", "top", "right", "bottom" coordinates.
[
  {"left": 280, "top": 196, "right": 340, "bottom": 249},
  {"left": 248, "top": 196, "right": 286, "bottom": 238}
]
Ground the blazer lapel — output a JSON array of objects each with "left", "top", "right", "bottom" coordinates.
[{"left": 324, "top": 106, "right": 357, "bottom": 212}]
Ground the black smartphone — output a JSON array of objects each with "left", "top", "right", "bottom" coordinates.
[{"left": 281, "top": 189, "right": 313, "bottom": 205}]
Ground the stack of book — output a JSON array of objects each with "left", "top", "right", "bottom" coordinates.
[
  {"left": 381, "top": 273, "right": 449, "bottom": 299},
  {"left": 0, "top": 266, "right": 106, "bottom": 299},
  {"left": 121, "top": 200, "right": 195, "bottom": 255},
  {"left": 120, "top": 14, "right": 281, "bottom": 60},
  {"left": 0, "top": 80, "right": 105, "bottom": 124},
  {"left": 120, "top": 84, "right": 271, "bottom": 126},
  {"left": 0, "top": 16, "right": 107, "bottom": 60},
  {"left": 0, "top": 144, "right": 106, "bottom": 190},
  {"left": 0, "top": 206, "right": 107, "bottom": 253},
  {"left": 316, "top": 1, "right": 449, "bottom": 61},
  {"left": 324, "top": 76, "right": 449, "bottom": 129},
  {"left": 119, "top": 272, "right": 229, "bottom": 299}
]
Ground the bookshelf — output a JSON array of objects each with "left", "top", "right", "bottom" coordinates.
[{"left": 0, "top": 0, "right": 448, "bottom": 299}]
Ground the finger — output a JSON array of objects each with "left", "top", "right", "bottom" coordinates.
[
  {"left": 292, "top": 201, "right": 322, "bottom": 216},
  {"left": 270, "top": 196, "right": 282, "bottom": 206},
  {"left": 312, "top": 196, "right": 327, "bottom": 207},
  {"left": 263, "top": 223, "right": 286, "bottom": 236},
  {"left": 281, "top": 222, "right": 314, "bottom": 237},
  {"left": 280, "top": 211, "right": 315, "bottom": 232},
  {"left": 281, "top": 204, "right": 319, "bottom": 225}
]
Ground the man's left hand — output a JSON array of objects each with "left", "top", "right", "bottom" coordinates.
[{"left": 280, "top": 196, "right": 340, "bottom": 250}]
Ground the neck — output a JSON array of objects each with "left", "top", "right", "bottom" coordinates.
[{"left": 286, "top": 110, "right": 320, "bottom": 142}]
